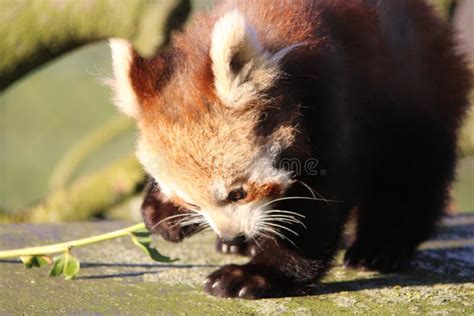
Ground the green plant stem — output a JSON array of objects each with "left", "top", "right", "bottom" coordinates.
[{"left": 0, "top": 223, "right": 145, "bottom": 259}]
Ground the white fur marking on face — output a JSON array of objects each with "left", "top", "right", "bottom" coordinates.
[
  {"left": 237, "top": 198, "right": 270, "bottom": 238},
  {"left": 109, "top": 38, "right": 140, "bottom": 118},
  {"left": 211, "top": 178, "right": 228, "bottom": 201},
  {"left": 202, "top": 211, "right": 221, "bottom": 236},
  {"left": 248, "top": 157, "right": 293, "bottom": 191}
]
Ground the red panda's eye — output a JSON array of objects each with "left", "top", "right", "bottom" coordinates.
[{"left": 228, "top": 188, "right": 247, "bottom": 202}]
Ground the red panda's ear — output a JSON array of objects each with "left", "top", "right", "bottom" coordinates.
[
  {"left": 109, "top": 39, "right": 168, "bottom": 118},
  {"left": 210, "top": 11, "right": 301, "bottom": 109},
  {"left": 109, "top": 39, "right": 141, "bottom": 118}
]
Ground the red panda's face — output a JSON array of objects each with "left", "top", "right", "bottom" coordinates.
[
  {"left": 109, "top": 10, "right": 303, "bottom": 240},
  {"left": 135, "top": 106, "right": 296, "bottom": 240}
]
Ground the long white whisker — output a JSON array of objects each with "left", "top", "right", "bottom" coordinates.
[
  {"left": 259, "top": 226, "right": 285, "bottom": 239},
  {"left": 261, "top": 213, "right": 303, "bottom": 220},
  {"left": 257, "top": 196, "right": 342, "bottom": 211},
  {"left": 157, "top": 212, "right": 195, "bottom": 223},
  {"left": 259, "top": 227, "right": 297, "bottom": 248},
  {"left": 154, "top": 212, "right": 203, "bottom": 230},
  {"left": 262, "top": 222, "right": 299, "bottom": 236},
  {"left": 261, "top": 215, "right": 302, "bottom": 222},
  {"left": 200, "top": 226, "right": 213, "bottom": 233},
  {"left": 251, "top": 236, "right": 262, "bottom": 251},
  {"left": 257, "top": 231, "right": 278, "bottom": 245},
  {"left": 298, "top": 180, "right": 331, "bottom": 204},
  {"left": 258, "top": 213, "right": 306, "bottom": 225},
  {"left": 298, "top": 180, "right": 317, "bottom": 199},
  {"left": 174, "top": 214, "right": 207, "bottom": 227},
  {"left": 149, "top": 213, "right": 194, "bottom": 231},
  {"left": 265, "top": 210, "right": 306, "bottom": 218},
  {"left": 260, "top": 216, "right": 307, "bottom": 229},
  {"left": 179, "top": 219, "right": 206, "bottom": 227},
  {"left": 186, "top": 220, "right": 211, "bottom": 235}
]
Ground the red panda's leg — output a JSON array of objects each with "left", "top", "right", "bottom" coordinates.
[
  {"left": 141, "top": 180, "right": 200, "bottom": 242},
  {"left": 344, "top": 124, "right": 455, "bottom": 272}
]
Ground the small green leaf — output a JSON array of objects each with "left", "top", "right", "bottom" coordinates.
[
  {"left": 48, "top": 255, "right": 65, "bottom": 277},
  {"left": 63, "top": 253, "right": 80, "bottom": 280},
  {"left": 34, "top": 255, "right": 52, "bottom": 267},
  {"left": 21, "top": 255, "right": 51, "bottom": 268},
  {"left": 21, "top": 255, "right": 52, "bottom": 269},
  {"left": 47, "top": 253, "right": 81, "bottom": 280},
  {"left": 131, "top": 230, "right": 177, "bottom": 263}
]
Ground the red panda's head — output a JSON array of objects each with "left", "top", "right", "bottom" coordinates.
[{"left": 109, "top": 10, "right": 305, "bottom": 241}]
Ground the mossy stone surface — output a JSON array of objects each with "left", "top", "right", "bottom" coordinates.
[{"left": 0, "top": 216, "right": 473, "bottom": 315}]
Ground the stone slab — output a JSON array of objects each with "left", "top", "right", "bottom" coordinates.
[{"left": 0, "top": 215, "right": 473, "bottom": 315}]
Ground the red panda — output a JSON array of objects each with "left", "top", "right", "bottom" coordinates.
[{"left": 109, "top": 0, "right": 471, "bottom": 299}]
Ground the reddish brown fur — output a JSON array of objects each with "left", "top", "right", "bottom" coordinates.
[
  {"left": 243, "top": 182, "right": 283, "bottom": 204},
  {"left": 119, "top": 0, "right": 471, "bottom": 299}
]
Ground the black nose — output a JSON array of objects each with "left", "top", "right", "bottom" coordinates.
[{"left": 221, "top": 234, "right": 246, "bottom": 245}]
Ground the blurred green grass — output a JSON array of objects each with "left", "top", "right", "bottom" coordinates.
[
  {"left": 0, "top": 42, "right": 135, "bottom": 211},
  {"left": 0, "top": 40, "right": 472, "bottom": 214}
]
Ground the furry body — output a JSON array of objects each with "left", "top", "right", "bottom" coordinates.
[{"left": 110, "top": 0, "right": 471, "bottom": 298}]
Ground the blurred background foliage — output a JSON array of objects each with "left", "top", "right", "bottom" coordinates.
[{"left": 0, "top": 0, "right": 472, "bottom": 223}]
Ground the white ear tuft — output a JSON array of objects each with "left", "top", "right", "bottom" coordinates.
[
  {"left": 210, "top": 11, "right": 303, "bottom": 108},
  {"left": 109, "top": 38, "right": 140, "bottom": 118},
  {"left": 210, "top": 11, "right": 279, "bottom": 108},
  {"left": 210, "top": 10, "right": 263, "bottom": 69}
]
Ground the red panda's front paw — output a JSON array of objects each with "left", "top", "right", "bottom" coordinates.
[
  {"left": 204, "top": 264, "right": 291, "bottom": 299},
  {"left": 155, "top": 222, "right": 198, "bottom": 243}
]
